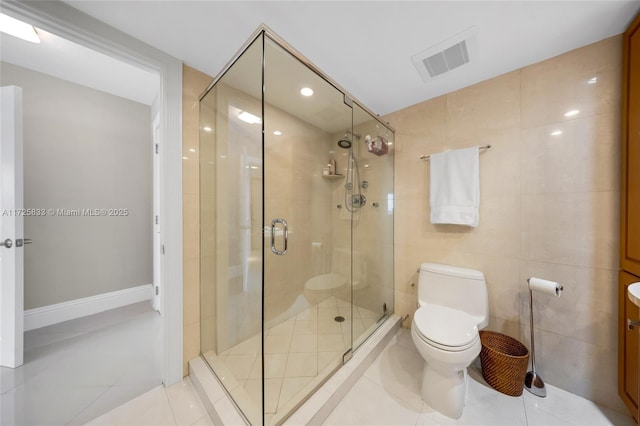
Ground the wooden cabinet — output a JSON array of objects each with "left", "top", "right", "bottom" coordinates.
[
  {"left": 619, "top": 271, "right": 639, "bottom": 420},
  {"left": 621, "top": 13, "right": 640, "bottom": 275},
  {"left": 619, "top": 12, "right": 640, "bottom": 420}
]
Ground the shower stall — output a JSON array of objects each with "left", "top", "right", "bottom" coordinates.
[{"left": 199, "top": 27, "right": 394, "bottom": 425}]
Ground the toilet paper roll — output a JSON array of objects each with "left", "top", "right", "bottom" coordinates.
[{"left": 528, "top": 277, "right": 563, "bottom": 297}]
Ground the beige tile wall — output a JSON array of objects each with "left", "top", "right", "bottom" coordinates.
[
  {"left": 389, "top": 35, "right": 624, "bottom": 412},
  {"left": 183, "top": 64, "right": 213, "bottom": 376}
]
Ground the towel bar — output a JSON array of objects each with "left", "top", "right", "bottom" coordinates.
[{"left": 419, "top": 144, "right": 491, "bottom": 160}]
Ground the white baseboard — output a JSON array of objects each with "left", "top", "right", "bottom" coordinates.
[{"left": 24, "top": 284, "right": 153, "bottom": 331}]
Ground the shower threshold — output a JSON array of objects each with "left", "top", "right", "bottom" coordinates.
[{"left": 190, "top": 313, "right": 401, "bottom": 425}]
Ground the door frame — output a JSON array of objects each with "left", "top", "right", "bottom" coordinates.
[{"left": 1, "top": 0, "right": 184, "bottom": 385}]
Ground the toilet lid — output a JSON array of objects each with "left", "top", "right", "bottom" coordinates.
[{"left": 413, "top": 305, "right": 479, "bottom": 349}]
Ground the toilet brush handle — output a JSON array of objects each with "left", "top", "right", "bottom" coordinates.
[{"left": 529, "top": 288, "right": 537, "bottom": 372}]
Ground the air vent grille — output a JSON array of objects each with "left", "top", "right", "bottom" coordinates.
[
  {"left": 411, "top": 27, "right": 477, "bottom": 82},
  {"left": 422, "top": 40, "right": 469, "bottom": 77}
]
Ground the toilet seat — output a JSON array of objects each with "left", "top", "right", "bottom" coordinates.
[{"left": 413, "top": 305, "right": 479, "bottom": 352}]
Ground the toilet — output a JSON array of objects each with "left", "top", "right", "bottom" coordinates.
[{"left": 411, "top": 263, "right": 488, "bottom": 419}]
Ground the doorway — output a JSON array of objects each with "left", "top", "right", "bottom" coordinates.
[
  {"left": 0, "top": 13, "right": 165, "bottom": 425},
  {"left": 1, "top": 0, "right": 184, "bottom": 391}
]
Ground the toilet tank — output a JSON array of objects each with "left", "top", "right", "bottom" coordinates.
[{"left": 418, "top": 263, "right": 488, "bottom": 329}]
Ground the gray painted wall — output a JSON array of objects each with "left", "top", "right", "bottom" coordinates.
[{"left": 1, "top": 62, "right": 152, "bottom": 310}]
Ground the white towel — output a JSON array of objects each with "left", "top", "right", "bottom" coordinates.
[{"left": 429, "top": 146, "right": 480, "bottom": 227}]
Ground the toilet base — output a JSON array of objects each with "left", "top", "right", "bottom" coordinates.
[{"left": 421, "top": 362, "right": 468, "bottom": 419}]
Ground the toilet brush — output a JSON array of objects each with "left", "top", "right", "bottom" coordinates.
[{"left": 524, "top": 277, "right": 563, "bottom": 398}]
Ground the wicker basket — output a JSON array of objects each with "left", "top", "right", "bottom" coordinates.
[{"left": 479, "top": 330, "right": 530, "bottom": 396}]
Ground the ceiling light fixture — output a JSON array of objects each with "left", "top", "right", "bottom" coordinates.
[
  {"left": 273, "top": 130, "right": 282, "bottom": 136},
  {"left": 564, "top": 109, "right": 580, "bottom": 117},
  {"left": 300, "top": 87, "right": 314, "bottom": 97},
  {"left": 238, "top": 111, "right": 261, "bottom": 124},
  {"left": 0, "top": 13, "right": 40, "bottom": 44},
  {"left": 587, "top": 77, "right": 597, "bottom": 84},
  {"left": 202, "top": 126, "right": 213, "bottom": 132},
  {"left": 189, "top": 148, "right": 196, "bottom": 153},
  {"left": 551, "top": 130, "right": 563, "bottom": 136}
]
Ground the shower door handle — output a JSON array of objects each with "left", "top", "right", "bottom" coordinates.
[{"left": 270, "top": 218, "right": 288, "bottom": 255}]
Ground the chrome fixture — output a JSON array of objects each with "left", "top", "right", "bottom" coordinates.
[
  {"left": 270, "top": 218, "right": 288, "bottom": 255},
  {"left": 337, "top": 136, "right": 366, "bottom": 212},
  {"left": 16, "top": 238, "right": 32, "bottom": 247},
  {"left": 349, "top": 194, "right": 366, "bottom": 209},
  {"left": 525, "top": 280, "right": 547, "bottom": 397},
  {"left": 337, "top": 138, "right": 352, "bottom": 149}
]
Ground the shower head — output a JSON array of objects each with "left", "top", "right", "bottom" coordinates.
[{"left": 337, "top": 139, "right": 352, "bottom": 149}]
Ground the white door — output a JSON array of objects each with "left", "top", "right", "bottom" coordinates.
[{"left": 0, "top": 86, "right": 25, "bottom": 368}]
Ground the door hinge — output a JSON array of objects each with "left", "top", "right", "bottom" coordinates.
[
  {"left": 161, "top": 244, "right": 165, "bottom": 255},
  {"left": 155, "top": 215, "right": 159, "bottom": 225},
  {"left": 155, "top": 144, "right": 159, "bottom": 154},
  {"left": 155, "top": 286, "right": 159, "bottom": 296}
]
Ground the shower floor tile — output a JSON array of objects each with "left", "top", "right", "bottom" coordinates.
[{"left": 210, "top": 296, "right": 379, "bottom": 423}]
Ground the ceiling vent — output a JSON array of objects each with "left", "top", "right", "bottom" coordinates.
[{"left": 411, "top": 26, "right": 478, "bottom": 83}]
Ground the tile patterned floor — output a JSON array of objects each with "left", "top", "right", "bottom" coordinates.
[
  {"left": 3, "top": 303, "right": 635, "bottom": 426},
  {"left": 203, "top": 296, "right": 380, "bottom": 424},
  {"left": 0, "top": 302, "right": 163, "bottom": 426},
  {"left": 86, "top": 377, "right": 211, "bottom": 426},
  {"left": 95, "top": 326, "right": 636, "bottom": 425},
  {"left": 324, "top": 328, "right": 637, "bottom": 426}
]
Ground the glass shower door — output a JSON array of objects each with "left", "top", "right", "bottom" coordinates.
[
  {"left": 200, "top": 35, "right": 264, "bottom": 425},
  {"left": 262, "top": 36, "right": 353, "bottom": 425}
]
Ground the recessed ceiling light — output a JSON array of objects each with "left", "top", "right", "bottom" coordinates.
[
  {"left": 273, "top": 130, "right": 282, "bottom": 136},
  {"left": 189, "top": 148, "right": 196, "bottom": 153},
  {"left": 587, "top": 77, "right": 597, "bottom": 84},
  {"left": 202, "top": 126, "right": 213, "bottom": 132},
  {"left": 250, "top": 165, "right": 260, "bottom": 170},
  {"left": 238, "top": 111, "right": 261, "bottom": 124},
  {"left": 0, "top": 13, "right": 40, "bottom": 44},
  {"left": 300, "top": 87, "right": 314, "bottom": 97},
  {"left": 564, "top": 110, "right": 579, "bottom": 117},
  {"left": 551, "top": 130, "right": 563, "bottom": 136},
  {"left": 182, "top": 156, "right": 188, "bottom": 160}
]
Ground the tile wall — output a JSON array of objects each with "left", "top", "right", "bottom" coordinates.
[
  {"left": 387, "top": 35, "right": 624, "bottom": 412},
  {"left": 183, "top": 64, "right": 213, "bottom": 376}
]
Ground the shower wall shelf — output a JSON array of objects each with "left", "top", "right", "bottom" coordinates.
[{"left": 322, "top": 174, "right": 344, "bottom": 179}]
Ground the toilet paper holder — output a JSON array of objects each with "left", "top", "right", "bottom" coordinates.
[{"left": 525, "top": 277, "right": 563, "bottom": 398}]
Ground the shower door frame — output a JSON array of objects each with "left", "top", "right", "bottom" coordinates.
[{"left": 199, "top": 24, "right": 395, "bottom": 424}]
